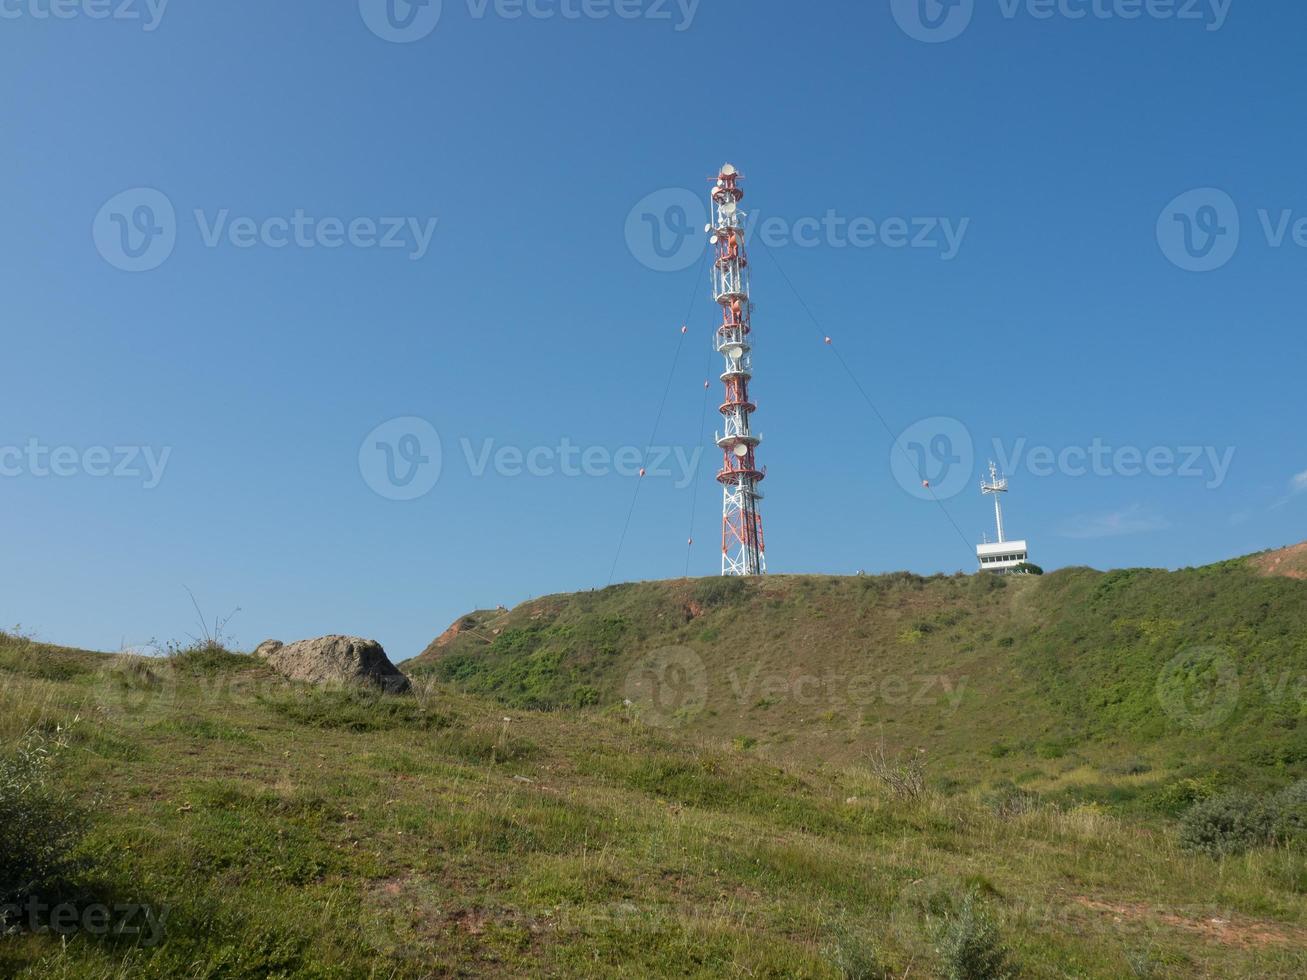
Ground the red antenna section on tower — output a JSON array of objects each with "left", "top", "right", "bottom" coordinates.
[{"left": 709, "top": 163, "right": 766, "bottom": 576}]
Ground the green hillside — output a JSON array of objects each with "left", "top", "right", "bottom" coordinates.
[
  {"left": 409, "top": 555, "right": 1307, "bottom": 807},
  {"left": 3, "top": 548, "right": 1307, "bottom": 977}
]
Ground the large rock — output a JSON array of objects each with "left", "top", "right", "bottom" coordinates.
[
  {"left": 255, "top": 635, "right": 411, "bottom": 694},
  {"left": 253, "top": 639, "right": 284, "bottom": 659}
]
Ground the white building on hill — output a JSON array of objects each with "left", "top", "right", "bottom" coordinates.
[{"left": 977, "top": 461, "right": 1030, "bottom": 574}]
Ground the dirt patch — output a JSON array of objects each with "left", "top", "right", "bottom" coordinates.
[
  {"left": 1073, "top": 896, "right": 1307, "bottom": 949},
  {"left": 1249, "top": 542, "right": 1307, "bottom": 581}
]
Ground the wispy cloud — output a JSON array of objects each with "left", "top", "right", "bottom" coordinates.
[
  {"left": 1269, "top": 468, "right": 1307, "bottom": 510},
  {"left": 1058, "top": 504, "right": 1170, "bottom": 540}
]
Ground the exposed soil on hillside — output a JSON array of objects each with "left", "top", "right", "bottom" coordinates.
[{"left": 1249, "top": 542, "right": 1307, "bottom": 580}]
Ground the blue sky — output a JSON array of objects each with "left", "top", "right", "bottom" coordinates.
[{"left": 2, "top": 0, "right": 1304, "bottom": 658}]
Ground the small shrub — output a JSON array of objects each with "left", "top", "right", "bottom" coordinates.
[
  {"left": 1179, "top": 792, "right": 1273, "bottom": 857},
  {"left": 166, "top": 641, "right": 254, "bottom": 676},
  {"left": 986, "top": 787, "right": 1041, "bottom": 820},
  {"left": 0, "top": 726, "right": 91, "bottom": 916},
  {"left": 570, "top": 685, "right": 600, "bottom": 708},
  {"left": 823, "top": 921, "right": 890, "bottom": 979},
  {"left": 867, "top": 741, "right": 927, "bottom": 803},
  {"left": 1180, "top": 780, "right": 1307, "bottom": 857},
  {"left": 933, "top": 889, "right": 1017, "bottom": 980},
  {"left": 1147, "top": 775, "right": 1220, "bottom": 817},
  {"left": 692, "top": 576, "right": 748, "bottom": 608},
  {"left": 1269, "top": 778, "right": 1307, "bottom": 841},
  {"left": 1034, "top": 740, "right": 1067, "bottom": 760}
]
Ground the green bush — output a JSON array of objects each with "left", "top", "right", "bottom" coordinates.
[
  {"left": 1147, "top": 775, "right": 1220, "bottom": 817},
  {"left": 933, "top": 889, "right": 1017, "bottom": 979},
  {"left": 1179, "top": 792, "right": 1274, "bottom": 857},
  {"left": 823, "top": 921, "right": 889, "bottom": 979},
  {"left": 692, "top": 576, "right": 748, "bottom": 608},
  {"left": 166, "top": 641, "right": 255, "bottom": 676},
  {"left": 1269, "top": 779, "right": 1307, "bottom": 842},
  {"left": 0, "top": 728, "right": 90, "bottom": 915},
  {"left": 1179, "top": 780, "right": 1307, "bottom": 857}
]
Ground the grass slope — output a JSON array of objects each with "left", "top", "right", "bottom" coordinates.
[
  {"left": 409, "top": 558, "right": 1307, "bottom": 808},
  {"left": 2, "top": 630, "right": 1307, "bottom": 977}
]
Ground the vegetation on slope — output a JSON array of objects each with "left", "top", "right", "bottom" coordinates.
[
  {"left": 2, "top": 629, "right": 1307, "bottom": 977},
  {"left": 409, "top": 559, "right": 1307, "bottom": 812}
]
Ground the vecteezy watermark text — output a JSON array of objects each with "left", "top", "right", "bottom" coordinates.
[
  {"left": 891, "top": 0, "right": 1232, "bottom": 44},
  {"left": 992, "top": 437, "right": 1235, "bottom": 489},
  {"left": 890, "top": 418, "right": 1234, "bottom": 500},
  {"left": 358, "top": 416, "right": 703, "bottom": 500},
  {"left": 359, "top": 0, "right": 699, "bottom": 43},
  {"left": 625, "top": 188, "right": 969, "bottom": 272},
  {"left": 0, "top": 0, "right": 169, "bottom": 30},
  {"left": 93, "top": 188, "right": 439, "bottom": 272},
  {"left": 460, "top": 437, "right": 701, "bottom": 487},
  {"left": 621, "top": 646, "right": 970, "bottom": 728},
  {"left": 1157, "top": 186, "right": 1307, "bottom": 273},
  {"left": 0, "top": 440, "right": 171, "bottom": 489},
  {"left": 1, "top": 898, "right": 169, "bottom": 946}
]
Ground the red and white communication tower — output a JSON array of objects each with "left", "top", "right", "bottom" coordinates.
[{"left": 709, "top": 163, "right": 766, "bottom": 576}]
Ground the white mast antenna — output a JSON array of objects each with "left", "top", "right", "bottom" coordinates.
[{"left": 980, "top": 461, "right": 1008, "bottom": 544}]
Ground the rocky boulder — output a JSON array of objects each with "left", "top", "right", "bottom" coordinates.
[
  {"left": 253, "top": 639, "right": 284, "bottom": 659},
  {"left": 254, "top": 635, "right": 411, "bottom": 694}
]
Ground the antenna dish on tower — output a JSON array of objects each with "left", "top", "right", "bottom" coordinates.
[
  {"left": 721, "top": 199, "right": 738, "bottom": 216},
  {"left": 721, "top": 163, "right": 737, "bottom": 176}
]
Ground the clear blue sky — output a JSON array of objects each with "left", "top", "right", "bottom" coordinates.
[{"left": 3, "top": 0, "right": 1304, "bottom": 658}]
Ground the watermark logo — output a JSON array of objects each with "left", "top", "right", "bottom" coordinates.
[
  {"left": 93, "top": 188, "right": 176, "bottom": 273},
  {"left": 359, "top": 0, "right": 443, "bottom": 42},
  {"left": 362, "top": 0, "right": 698, "bottom": 40},
  {"left": 1157, "top": 187, "right": 1307, "bottom": 272},
  {"left": 890, "top": 418, "right": 1236, "bottom": 499},
  {"left": 890, "top": 874, "right": 964, "bottom": 955},
  {"left": 624, "top": 188, "right": 706, "bottom": 273},
  {"left": 1157, "top": 187, "right": 1240, "bottom": 273},
  {"left": 623, "top": 646, "right": 707, "bottom": 727},
  {"left": 359, "top": 417, "right": 443, "bottom": 501},
  {"left": 0, "top": 0, "right": 170, "bottom": 30},
  {"left": 358, "top": 418, "right": 703, "bottom": 498},
  {"left": 1156, "top": 646, "right": 1240, "bottom": 730},
  {"left": 893, "top": 0, "right": 1231, "bottom": 42},
  {"left": 91, "top": 651, "right": 174, "bottom": 717},
  {"left": 891, "top": 417, "right": 975, "bottom": 500},
  {"left": 891, "top": 0, "right": 974, "bottom": 43},
  {"left": 625, "top": 189, "right": 971, "bottom": 272},
  {"left": 0, "top": 440, "right": 172, "bottom": 489},
  {"left": 1, "top": 898, "right": 169, "bottom": 947},
  {"left": 94, "top": 189, "right": 439, "bottom": 272}
]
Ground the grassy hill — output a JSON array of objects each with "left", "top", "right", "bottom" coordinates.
[
  {"left": 407, "top": 551, "right": 1307, "bottom": 809},
  {"left": 2, "top": 547, "right": 1305, "bottom": 977}
]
